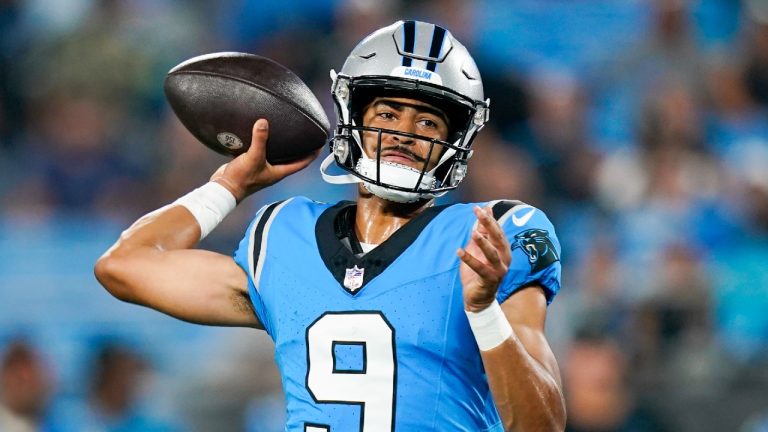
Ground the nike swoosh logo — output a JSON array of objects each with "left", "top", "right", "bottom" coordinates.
[{"left": 512, "top": 206, "right": 535, "bottom": 226}]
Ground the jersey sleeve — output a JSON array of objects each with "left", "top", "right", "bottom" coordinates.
[
  {"left": 492, "top": 201, "right": 562, "bottom": 305},
  {"left": 232, "top": 202, "right": 283, "bottom": 337}
]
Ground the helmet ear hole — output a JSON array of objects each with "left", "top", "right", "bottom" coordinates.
[
  {"left": 332, "top": 137, "right": 351, "bottom": 163},
  {"left": 449, "top": 161, "right": 468, "bottom": 185}
]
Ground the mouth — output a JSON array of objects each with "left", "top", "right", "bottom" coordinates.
[{"left": 379, "top": 148, "right": 425, "bottom": 166}]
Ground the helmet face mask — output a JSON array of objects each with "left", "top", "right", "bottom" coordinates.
[{"left": 321, "top": 20, "right": 489, "bottom": 203}]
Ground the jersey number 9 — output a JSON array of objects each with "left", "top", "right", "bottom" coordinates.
[{"left": 306, "top": 311, "right": 396, "bottom": 431}]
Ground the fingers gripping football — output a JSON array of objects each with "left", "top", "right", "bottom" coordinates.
[
  {"left": 211, "top": 119, "right": 317, "bottom": 201},
  {"left": 458, "top": 206, "right": 512, "bottom": 312}
]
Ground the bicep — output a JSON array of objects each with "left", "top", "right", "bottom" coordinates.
[
  {"left": 96, "top": 247, "right": 261, "bottom": 328},
  {"left": 501, "top": 286, "right": 562, "bottom": 387}
]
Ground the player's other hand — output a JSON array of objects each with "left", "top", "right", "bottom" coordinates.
[
  {"left": 210, "top": 119, "right": 319, "bottom": 202},
  {"left": 458, "top": 206, "right": 512, "bottom": 312}
]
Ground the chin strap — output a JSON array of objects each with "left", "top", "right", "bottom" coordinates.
[{"left": 320, "top": 153, "right": 359, "bottom": 184}]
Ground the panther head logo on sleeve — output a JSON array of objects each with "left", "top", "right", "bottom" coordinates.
[{"left": 512, "top": 229, "right": 559, "bottom": 273}]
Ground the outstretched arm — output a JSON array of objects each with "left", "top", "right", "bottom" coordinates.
[
  {"left": 458, "top": 206, "right": 565, "bottom": 431},
  {"left": 94, "top": 119, "right": 317, "bottom": 327}
]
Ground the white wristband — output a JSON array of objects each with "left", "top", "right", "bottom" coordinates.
[
  {"left": 466, "top": 301, "right": 513, "bottom": 351},
  {"left": 174, "top": 182, "right": 237, "bottom": 240}
]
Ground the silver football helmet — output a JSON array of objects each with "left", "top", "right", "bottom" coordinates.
[{"left": 320, "top": 20, "right": 490, "bottom": 202}]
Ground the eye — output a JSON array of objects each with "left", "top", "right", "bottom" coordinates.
[
  {"left": 418, "top": 115, "right": 447, "bottom": 131},
  {"left": 377, "top": 111, "right": 396, "bottom": 120},
  {"left": 418, "top": 118, "right": 439, "bottom": 129}
]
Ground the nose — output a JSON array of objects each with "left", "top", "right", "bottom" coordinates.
[{"left": 390, "top": 116, "right": 416, "bottom": 145}]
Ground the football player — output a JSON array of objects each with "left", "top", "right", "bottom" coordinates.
[{"left": 95, "top": 21, "right": 565, "bottom": 431}]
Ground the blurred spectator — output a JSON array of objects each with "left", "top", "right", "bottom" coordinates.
[
  {"left": 630, "top": 244, "right": 725, "bottom": 395},
  {"left": 3, "top": 93, "right": 150, "bottom": 221},
  {"left": 522, "top": 69, "right": 600, "bottom": 205},
  {"left": 705, "top": 47, "right": 768, "bottom": 241},
  {"left": 2, "top": 0, "right": 205, "bottom": 220},
  {"left": 332, "top": 0, "right": 400, "bottom": 50},
  {"left": 0, "top": 0, "right": 30, "bottom": 150},
  {"left": 592, "top": 0, "right": 707, "bottom": 146},
  {"left": 558, "top": 239, "right": 629, "bottom": 344},
  {"left": 20, "top": 0, "right": 175, "bottom": 114},
  {"left": 458, "top": 125, "right": 543, "bottom": 206},
  {"left": 619, "top": 0, "right": 706, "bottom": 94},
  {"left": 215, "top": 0, "right": 335, "bottom": 54},
  {"left": 744, "top": 0, "right": 768, "bottom": 109},
  {"left": 564, "top": 334, "right": 669, "bottom": 432},
  {"left": 403, "top": 0, "right": 477, "bottom": 43},
  {"left": 154, "top": 115, "right": 225, "bottom": 205},
  {"left": 595, "top": 79, "right": 722, "bottom": 299},
  {"left": 743, "top": 410, "right": 768, "bottom": 432},
  {"left": 0, "top": 339, "right": 55, "bottom": 432},
  {"left": 317, "top": 0, "right": 403, "bottom": 107},
  {"left": 705, "top": 50, "right": 768, "bottom": 160},
  {"left": 179, "top": 330, "right": 283, "bottom": 432},
  {"left": 59, "top": 343, "right": 176, "bottom": 431}
]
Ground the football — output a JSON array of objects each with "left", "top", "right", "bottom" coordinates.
[{"left": 164, "top": 52, "right": 330, "bottom": 163}]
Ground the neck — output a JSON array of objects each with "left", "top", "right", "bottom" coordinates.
[{"left": 355, "top": 186, "right": 433, "bottom": 244}]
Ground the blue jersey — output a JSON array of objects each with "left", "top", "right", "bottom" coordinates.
[{"left": 233, "top": 197, "right": 561, "bottom": 431}]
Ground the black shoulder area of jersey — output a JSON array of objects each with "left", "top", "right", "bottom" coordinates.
[
  {"left": 250, "top": 199, "right": 288, "bottom": 279},
  {"left": 315, "top": 201, "right": 449, "bottom": 295},
  {"left": 490, "top": 200, "right": 526, "bottom": 220}
]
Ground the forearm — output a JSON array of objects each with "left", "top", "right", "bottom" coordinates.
[
  {"left": 111, "top": 205, "right": 201, "bottom": 254},
  {"left": 94, "top": 193, "right": 257, "bottom": 327},
  {"left": 106, "top": 180, "right": 237, "bottom": 256},
  {"left": 482, "top": 334, "right": 565, "bottom": 432},
  {"left": 458, "top": 204, "right": 564, "bottom": 430},
  {"left": 100, "top": 116, "right": 311, "bottom": 262},
  {"left": 96, "top": 181, "right": 237, "bottom": 298},
  {"left": 93, "top": 119, "right": 307, "bottom": 327},
  {"left": 466, "top": 294, "right": 565, "bottom": 432}
]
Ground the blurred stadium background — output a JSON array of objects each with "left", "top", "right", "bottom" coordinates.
[{"left": 1, "top": 0, "right": 767, "bottom": 430}]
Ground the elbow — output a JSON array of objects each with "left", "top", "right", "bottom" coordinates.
[
  {"left": 522, "top": 395, "right": 566, "bottom": 432},
  {"left": 540, "top": 410, "right": 566, "bottom": 432},
  {"left": 504, "top": 415, "right": 565, "bottom": 432},
  {"left": 502, "top": 390, "right": 566, "bottom": 432},
  {"left": 94, "top": 252, "right": 135, "bottom": 303}
]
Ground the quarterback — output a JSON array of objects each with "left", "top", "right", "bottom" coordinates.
[{"left": 95, "top": 21, "right": 565, "bottom": 431}]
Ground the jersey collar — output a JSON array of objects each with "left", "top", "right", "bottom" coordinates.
[{"left": 315, "top": 201, "right": 447, "bottom": 295}]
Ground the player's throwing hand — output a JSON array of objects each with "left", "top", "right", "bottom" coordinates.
[
  {"left": 458, "top": 206, "right": 512, "bottom": 312},
  {"left": 211, "top": 119, "right": 318, "bottom": 202}
]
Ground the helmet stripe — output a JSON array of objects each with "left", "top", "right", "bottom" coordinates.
[
  {"left": 401, "top": 20, "right": 416, "bottom": 67},
  {"left": 426, "top": 25, "right": 447, "bottom": 72}
]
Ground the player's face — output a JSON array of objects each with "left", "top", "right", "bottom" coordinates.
[{"left": 361, "top": 97, "right": 450, "bottom": 171}]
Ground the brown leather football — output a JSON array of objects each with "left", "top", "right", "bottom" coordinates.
[{"left": 164, "top": 52, "right": 330, "bottom": 163}]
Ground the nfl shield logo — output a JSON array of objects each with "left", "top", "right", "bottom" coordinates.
[{"left": 343, "top": 265, "right": 365, "bottom": 291}]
